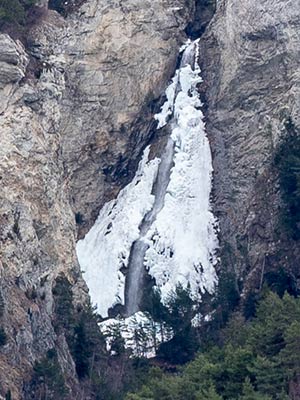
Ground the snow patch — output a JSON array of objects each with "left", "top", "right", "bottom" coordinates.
[
  {"left": 100, "top": 311, "right": 173, "bottom": 358},
  {"left": 154, "top": 71, "right": 179, "bottom": 129}
]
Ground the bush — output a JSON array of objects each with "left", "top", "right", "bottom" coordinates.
[
  {"left": 48, "top": 0, "right": 87, "bottom": 16},
  {"left": 32, "top": 349, "right": 68, "bottom": 399},
  {"left": 0, "top": 327, "right": 7, "bottom": 346},
  {"left": 0, "top": 0, "right": 35, "bottom": 28}
]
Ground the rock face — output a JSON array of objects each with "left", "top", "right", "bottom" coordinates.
[
  {"left": 33, "top": 0, "right": 195, "bottom": 238},
  {"left": 1, "top": 0, "right": 299, "bottom": 396},
  {"left": 199, "top": 0, "right": 300, "bottom": 290},
  {"left": 0, "top": 0, "right": 195, "bottom": 397}
]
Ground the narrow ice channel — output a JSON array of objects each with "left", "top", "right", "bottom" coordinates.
[
  {"left": 76, "top": 39, "right": 218, "bottom": 318},
  {"left": 125, "top": 137, "right": 175, "bottom": 316}
]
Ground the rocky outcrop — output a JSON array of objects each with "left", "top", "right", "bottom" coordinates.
[
  {"left": 0, "top": 36, "right": 27, "bottom": 85},
  {"left": 0, "top": 0, "right": 195, "bottom": 397},
  {"left": 199, "top": 0, "right": 300, "bottom": 291}
]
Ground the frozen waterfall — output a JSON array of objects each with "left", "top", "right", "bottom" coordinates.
[{"left": 76, "top": 39, "right": 218, "bottom": 318}]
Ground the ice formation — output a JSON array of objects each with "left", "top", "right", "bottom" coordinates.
[
  {"left": 76, "top": 148, "right": 160, "bottom": 317},
  {"left": 76, "top": 39, "right": 218, "bottom": 319}
]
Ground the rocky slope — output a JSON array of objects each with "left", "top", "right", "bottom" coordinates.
[
  {"left": 0, "top": 0, "right": 195, "bottom": 397},
  {"left": 199, "top": 0, "right": 300, "bottom": 294}
]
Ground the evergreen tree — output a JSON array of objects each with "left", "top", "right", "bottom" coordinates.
[
  {"left": 125, "top": 291, "right": 300, "bottom": 399},
  {"left": 250, "top": 356, "right": 286, "bottom": 398},
  {"left": 5, "top": 390, "right": 12, "bottom": 400},
  {"left": 163, "top": 283, "right": 195, "bottom": 331},
  {"left": 274, "top": 117, "right": 300, "bottom": 239},
  {"left": 247, "top": 291, "right": 298, "bottom": 357},
  {"left": 0, "top": 327, "right": 7, "bottom": 346},
  {"left": 280, "top": 321, "right": 300, "bottom": 380},
  {"left": 239, "top": 378, "right": 272, "bottom": 400},
  {"left": 0, "top": 0, "right": 25, "bottom": 25},
  {"left": 157, "top": 284, "right": 198, "bottom": 363},
  {"left": 195, "top": 385, "right": 222, "bottom": 400},
  {"left": 105, "top": 321, "right": 126, "bottom": 356}
]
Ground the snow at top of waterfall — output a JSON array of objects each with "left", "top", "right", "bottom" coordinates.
[{"left": 76, "top": 39, "right": 218, "bottom": 318}]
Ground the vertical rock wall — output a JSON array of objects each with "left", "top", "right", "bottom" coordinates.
[{"left": 199, "top": 0, "right": 300, "bottom": 291}]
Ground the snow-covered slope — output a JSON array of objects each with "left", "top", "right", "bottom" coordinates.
[{"left": 76, "top": 40, "right": 218, "bottom": 318}]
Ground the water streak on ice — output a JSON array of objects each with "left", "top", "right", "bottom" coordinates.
[
  {"left": 76, "top": 39, "right": 219, "bottom": 319},
  {"left": 76, "top": 148, "right": 160, "bottom": 317},
  {"left": 125, "top": 137, "right": 175, "bottom": 316}
]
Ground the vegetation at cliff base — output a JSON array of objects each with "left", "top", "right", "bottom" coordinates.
[
  {"left": 125, "top": 291, "right": 300, "bottom": 400},
  {"left": 50, "top": 275, "right": 150, "bottom": 399},
  {"left": 23, "top": 270, "right": 300, "bottom": 399},
  {"left": 52, "top": 275, "right": 106, "bottom": 380}
]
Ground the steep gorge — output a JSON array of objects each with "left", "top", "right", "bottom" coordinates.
[{"left": 0, "top": 0, "right": 299, "bottom": 398}]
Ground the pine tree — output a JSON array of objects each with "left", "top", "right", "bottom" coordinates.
[
  {"left": 164, "top": 283, "right": 195, "bottom": 332},
  {"left": 195, "top": 385, "right": 222, "bottom": 400},
  {"left": 105, "top": 321, "right": 126, "bottom": 356},
  {"left": 0, "top": 327, "right": 7, "bottom": 346},
  {"left": 250, "top": 356, "right": 286, "bottom": 398},
  {"left": 248, "top": 291, "right": 294, "bottom": 357},
  {"left": 280, "top": 321, "right": 300, "bottom": 382},
  {"left": 239, "top": 378, "right": 272, "bottom": 400}
]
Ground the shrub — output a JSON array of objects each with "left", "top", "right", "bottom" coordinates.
[
  {"left": 48, "top": 0, "right": 87, "bottom": 16},
  {"left": 0, "top": 0, "right": 35, "bottom": 28},
  {"left": 32, "top": 349, "right": 68, "bottom": 399},
  {"left": 0, "top": 327, "right": 7, "bottom": 346}
]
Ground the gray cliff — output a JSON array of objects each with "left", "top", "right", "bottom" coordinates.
[
  {"left": 0, "top": 0, "right": 299, "bottom": 397},
  {"left": 199, "top": 0, "right": 300, "bottom": 292}
]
